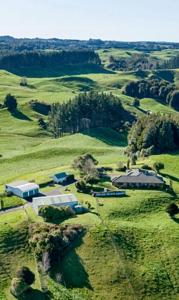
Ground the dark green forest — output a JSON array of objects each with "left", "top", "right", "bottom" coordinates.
[
  {"left": 123, "top": 78, "right": 179, "bottom": 110},
  {"left": 0, "top": 50, "right": 101, "bottom": 71},
  {"left": 48, "top": 92, "right": 132, "bottom": 138},
  {"left": 128, "top": 114, "right": 179, "bottom": 154}
]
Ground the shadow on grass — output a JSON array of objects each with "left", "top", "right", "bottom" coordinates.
[
  {"left": 172, "top": 216, "right": 179, "bottom": 224},
  {"left": 17, "top": 288, "right": 48, "bottom": 300},
  {"left": 5, "top": 66, "right": 115, "bottom": 78},
  {"left": 160, "top": 172, "right": 179, "bottom": 183},
  {"left": 10, "top": 109, "right": 32, "bottom": 121},
  {"left": 81, "top": 128, "right": 128, "bottom": 147},
  {"left": 60, "top": 235, "right": 93, "bottom": 290},
  {"left": 135, "top": 106, "right": 148, "bottom": 114}
]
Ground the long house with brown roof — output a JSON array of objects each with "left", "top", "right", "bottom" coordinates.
[{"left": 112, "top": 169, "right": 164, "bottom": 189}]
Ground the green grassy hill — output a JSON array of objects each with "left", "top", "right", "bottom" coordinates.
[{"left": 0, "top": 51, "right": 179, "bottom": 299}]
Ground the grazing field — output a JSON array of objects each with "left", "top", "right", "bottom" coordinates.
[{"left": 0, "top": 51, "right": 179, "bottom": 299}]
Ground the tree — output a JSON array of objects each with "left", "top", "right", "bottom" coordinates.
[
  {"left": 166, "top": 203, "right": 178, "bottom": 217},
  {"left": 169, "top": 90, "right": 179, "bottom": 111},
  {"left": 132, "top": 98, "right": 140, "bottom": 107},
  {"left": 4, "top": 94, "right": 17, "bottom": 111},
  {"left": 10, "top": 266, "right": 35, "bottom": 297},
  {"left": 48, "top": 104, "right": 61, "bottom": 138},
  {"left": 48, "top": 92, "right": 131, "bottom": 137},
  {"left": 20, "top": 77, "right": 28, "bottom": 87},
  {"left": 10, "top": 277, "right": 29, "bottom": 297},
  {"left": 130, "top": 153, "right": 137, "bottom": 165},
  {"left": 127, "top": 159, "right": 130, "bottom": 169},
  {"left": 75, "top": 180, "right": 87, "bottom": 192},
  {"left": 16, "top": 266, "right": 35, "bottom": 285},
  {"left": 116, "top": 162, "right": 126, "bottom": 172},
  {"left": 84, "top": 174, "right": 99, "bottom": 186},
  {"left": 39, "top": 205, "right": 74, "bottom": 223},
  {"left": 153, "top": 162, "right": 164, "bottom": 173},
  {"left": 72, "top": 153, "right": 98, "bottom": 176},
  {"left": 38, "top": 117, "right": 47, "bottom": 130}
]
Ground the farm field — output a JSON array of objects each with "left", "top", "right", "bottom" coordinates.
[{"left": 0, "top": 48, "right": 179, "bottom": 300}]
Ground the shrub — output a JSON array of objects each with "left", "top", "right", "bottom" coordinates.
[
  {"left": 166, "top": 203, "right": 179, "bottom": 217},
  {"left": 67, "top": 174, "right": 75, "bottom": 182},
  {"left": 84, "top": 174, "right": 100, "bottom": 186},
  {"left": 10, "top": 277, "right": 29, "bottom": 297},
  {"left": 75, "top": 180, "right": 88, "bottom": 192},
  {"left": 153, "top": 162, "right": 164, "bottom": 173},
  {"left": 16, "top": 266, "right": 35, "bottom": 285},
  {"left": 141, "top": 164, "right": 152, "bottom": 170},
  {"left": 102, "top": 166, "right": 113, "bottom": 172},
  {"left": 116, "top": 162, "right": 127, "bottom": 172},
  {"left": 39, "top": 205, "right": 74, "bottom": 223}
]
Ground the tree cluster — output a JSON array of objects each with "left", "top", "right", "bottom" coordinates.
[
  {"left": 73, "top": 153, "right": 100, "bottom": 191},
  {"left": 48, "top": 92, "right": 131, "bottom": 138},
  {"left": 108, "top": 53, "right": 158, "bottom": 71},
  {"left": 123, "top": 78, "right": 179, "bottom": 111},
  {"left": 39, "top": 205, "right": 75, "bottom": 223},
  {"left": 29, "top": 223, "right": 84, "bottom": 274},
  {"left": 127, "top": 114, "right": 179, "bottom": 155},
  {"left": 0, "top": 50, "right": 101, "bottom": 71}
]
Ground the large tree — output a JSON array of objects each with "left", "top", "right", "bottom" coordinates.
[{"left": 4, "top": 94, "right": 17, "bottom": 111}]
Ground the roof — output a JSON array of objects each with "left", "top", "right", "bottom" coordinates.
[
  {"left": 112, "top": 169, "right": 164, "bottom": 184},
  {"left": 53, "top": 172, "right": 68, "bottom": 179},
  {"left": 33, "top": 194, "right": 78, "bottom": 208},
  {"left": 6, "top": 181, "right": 39, "bottom": 192}
]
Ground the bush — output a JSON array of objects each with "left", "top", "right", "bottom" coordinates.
[
  {"left": 116, "top": 162, "right": 127, "bottom": 172},
  {"left": 84, "top": 174, "right": 100, "bottom": 186},
  {"left": 102, "top": 166, "right": 113, "bottom": 172},
  {"left": 166, "top": 203, "right": 179, "bottom": 217},
  {"left": 141, "top": 164, "right": 152, "bottom": 170},
  {"left": 75, "top": 180, "right": 88, "bottom": 192},
  {"left": 10, "top": 277, "right": 29, "bottom": 297},
  {"left": 153, "top": 162, "right": 164, "bottom": 173},
  {"left": 16, "top": 266, "right": 35, "bottom": 285},
  {"left": 39, "top": 205, "right": 75, "bottom": 223},
  {"left": 67, "top": 174, "right": 75, "bottom": 182}
]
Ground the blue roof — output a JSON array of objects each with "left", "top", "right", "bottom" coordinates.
[{"left": 54, "top": 172, "right": 67, "bottom": 179}]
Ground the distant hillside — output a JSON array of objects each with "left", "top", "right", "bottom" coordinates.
[{"left": 1, "top": 36, "right": 179, "bottom": 52}]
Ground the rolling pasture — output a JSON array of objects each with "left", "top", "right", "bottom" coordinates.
[{"left": 0, "top": 50, "right": 179, "bottom": 300}]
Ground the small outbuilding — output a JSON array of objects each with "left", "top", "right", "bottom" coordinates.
[
  {"left": 5, "top": 181, "right": 39, "bottom": 198},
  {"left": 112, "top": 169, "right": 164, "bottom": 189},
  {"left": 33, "top": 193, "right": 78, "bottom": 214},
  {"left": 52, "top": 172, "right": 68, "bottom": 184}
]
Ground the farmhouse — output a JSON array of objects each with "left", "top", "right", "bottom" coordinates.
[
  {"left": 5, "top": 181, "right": 39, "bottom": 198},
  {"left": 52, "top": 172, "right": 68, "bottom": 184},
  {"left": 33, "top": 193, "right": 78, "bottom": 214},
  {"left": 112, "top": 169, "right": 164, "bottom": 189}
]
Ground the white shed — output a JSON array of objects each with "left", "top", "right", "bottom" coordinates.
[
  {"left": 52, "top": 172, "right": 68, "bottom": 184},
  {"left": 32, "top": 193, "right": 78, "bottom": 214},
  {"left": 5, "top": 181, "right": 39, "bottom": 198}
]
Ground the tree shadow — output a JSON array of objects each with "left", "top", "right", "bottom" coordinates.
[
  {"left": 135, "top": 106, "right": 148, "bottom": 114},
  {"left": 160, "top": 172, "right": 179, "bottom": 183},
  {"left": 4, "top": 66, "right": 115, "bottom": 78},
  {"left": 17, "top": 288, "right": 48, "bottom": 300},
  {"left": 171, "top": 216, "right": 179, "bottom": 224},
  {"left": 10, "top": 109, "right": 32, "bottom": 121},
  {"left": 51, "top": 233, "right": 93, "bottom": 290},
  {"left": 81, "top": 128, "right": 128, "bottom": 147}
]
